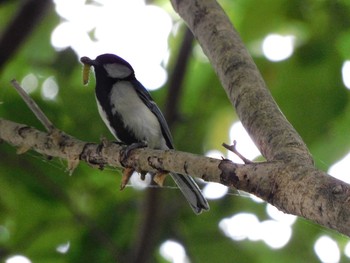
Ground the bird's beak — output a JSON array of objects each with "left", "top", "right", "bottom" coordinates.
[
  {"left": 80, "top": 56, "right": 95, "bottom": 85},
  {"left": 80, "top": 56, "right": 95, "bottom": 66}
]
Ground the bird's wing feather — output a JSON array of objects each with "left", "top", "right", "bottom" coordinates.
[{"left": 131, "top": 80, "right": 174, "bottom": 149}]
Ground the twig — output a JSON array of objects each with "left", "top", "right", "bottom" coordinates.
[
  {"left": 222, "top": 140, "right": 253, "bottom": 164},
  {"left": 0, "top": 0, "right": 51, "bottom": 71},
  {"left": 165, "top": 26, "right": 194, "bottom": 127},
  {"left": 10, "top": 79, "right": 55, "bottom": 132}
]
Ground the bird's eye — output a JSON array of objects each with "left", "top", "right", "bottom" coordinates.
[{"left": 82, "top": 64, "right": 91, "bottom": 85}]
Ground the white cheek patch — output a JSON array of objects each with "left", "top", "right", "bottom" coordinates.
[{"left": 104, "top": 63, "right": 132, "bottom": 79}]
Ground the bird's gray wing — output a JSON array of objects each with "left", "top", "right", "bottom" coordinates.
[{"left": 132, "top": 80, "right": 174, "bottom": 149}]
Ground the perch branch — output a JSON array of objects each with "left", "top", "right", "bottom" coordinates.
[{"left": 1, "top": 118, "right": 350, "bottom": 236}]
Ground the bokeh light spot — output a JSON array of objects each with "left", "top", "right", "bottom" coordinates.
[
  {"left": 259, "top": 220, "right": 292, "bottom": 249},
  {"left": 21, "top": 73, "right": 38, "bottom": 94},
  {"left": 129, "top": 172, "right": 152, "bottom": 190},
  {"left": 266, "top": 204, "right": 297, "bottom": 225},
  {"left": 262, "top": 34, "right": 295, "bottom": 62},
  {"left": 229, "top": 122, "right": 261, "bottom": 163},
  {"left": 219, "top": 211, "right": 293, "bottom": 249},
  {"left": 219, "top": 213, "right": 260, "bottom": 241},
  {"left": 56, "top": 241, "right": 70, "bottom": 254},
  {"left": 203, "top": 182, "right": 228, "bottom": 200},
  {"left": 314, "top": 236, "right": 340, "bottom": 263},
  {"left": 5, "top": 255, "right": 31, "bottom": 263},
  {"left": 42, "top": 77, "right": 59, "bottom": 101},
  {"left": 159, "top": 240, "right": 190, "bottom": 263},
  {"left": 328, "top": 151, "right": 350, "bottom": 184},
  {"left": 341, "top": 60, "right": 350, "bottom": 90}
]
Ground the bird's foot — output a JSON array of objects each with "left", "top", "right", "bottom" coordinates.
[
  {"left": 112, "top": 141, "right": 127, "bottom": 146},
  {"left": 121, "top": 141, "right": 148, "bottom": 161},
  {"left": 97, "top": 137, "right": 126, "bottom": 154},
  {"left": 96, "top": 136, "right": 110, "bottom": 154},
  {"left": 119, "top": 142, "right": 148, "bottom": 190}
]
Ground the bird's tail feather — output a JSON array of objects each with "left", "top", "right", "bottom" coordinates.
[{"left": 170, "top": 172, "right": 209, "bottom": 214}]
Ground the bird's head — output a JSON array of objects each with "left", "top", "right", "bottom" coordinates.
[{"left": 80, "top": 54, "right": 135, "bottom": 83}]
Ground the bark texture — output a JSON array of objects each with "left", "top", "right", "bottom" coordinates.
[{"left": 171, "top": 0, "right": 313, "bottom": 164}]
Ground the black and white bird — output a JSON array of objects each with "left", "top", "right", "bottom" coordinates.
[{"left": 80, "top": 53, "right": 209, "bottom": 214}]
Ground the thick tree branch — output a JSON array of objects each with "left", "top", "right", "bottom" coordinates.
[
  {"left": 1, "top": 118, "right": 350, "bottom": 236},
  {"left": 167, "top": 0, "right": 350, "bottom": 236},
  {"left": 170, "top": 0, "right": 313, "bottom": 165}
]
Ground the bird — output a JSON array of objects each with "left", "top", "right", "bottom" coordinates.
[{"left": 80, "top": 53, "right": 209, "bottom": 214}]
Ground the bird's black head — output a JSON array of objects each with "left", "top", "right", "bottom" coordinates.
[{"left": 80, "top": 53, "right": 135, "bottom": 80}]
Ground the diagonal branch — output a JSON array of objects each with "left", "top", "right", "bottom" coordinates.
[
  {"left": 167, "top": 0, "right": 350, "bottom": 236},
  {"left": 11, "top": 79, "right": 54, "bottom": 132},
  {"left": 170, "top": 0, "right": 313, "bottom": 165}
]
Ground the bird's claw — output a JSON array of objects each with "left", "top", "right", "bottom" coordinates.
[
  {"left": 96, "top": 136, "right": 109, "bottom": 154},
  {"left": 121, "top": 141, "right": 148, "bottom": 161}
]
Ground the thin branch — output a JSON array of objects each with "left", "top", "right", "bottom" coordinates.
[
  {"left": 11, "top": 79, "right": 55, "bottom": 132},
  {"left": 165, "top": 26, "right": 194, "bottom": 126},
  {"left": 0, "top": 0, "right": 52, "bottom": 71},
  {"left": 222, "top": 141, "right": 253, "bottom": 164}
]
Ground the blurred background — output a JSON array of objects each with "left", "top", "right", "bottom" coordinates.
[{"left": 1, "top": 0, "right": 350, "bottom": 262}]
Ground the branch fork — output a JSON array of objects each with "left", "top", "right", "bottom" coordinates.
[{"left": 222, "top": 140, "right": 253, "bottom": 164}]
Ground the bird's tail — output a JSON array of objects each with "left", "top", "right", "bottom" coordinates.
[{"left": 170, "top": 172, "right": 209, "bottom": 214}]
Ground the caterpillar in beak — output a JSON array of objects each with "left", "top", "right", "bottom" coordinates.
[{"left": 82, "top": 63, "right": 91, "bottom": 85}]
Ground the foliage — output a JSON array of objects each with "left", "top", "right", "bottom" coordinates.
[{"left": 1, "top": 0, "right": 350, "bottom": 262}]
